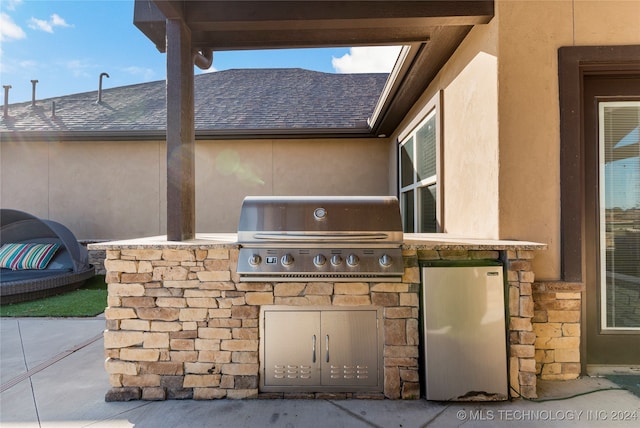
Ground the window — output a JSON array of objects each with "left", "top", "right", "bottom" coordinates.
[
  {"left": 598, "top": 101, "right": 640, "bottom": 330},
  {"left": 398, "top": 93, "right": 441, "bottom": 232}
]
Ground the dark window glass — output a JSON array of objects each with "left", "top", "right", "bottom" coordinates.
[
  {"left": 401, "top": 137, "right": 415, "bottom": 187},
  {"left": 419, "top": 185, "right": 437, "bottom": 233},
  {"left": 402, "top": 191, "right": 414, "bottom": 233},
  {"left": 416, "top": 115, "right": 436, "bottom": 181}
]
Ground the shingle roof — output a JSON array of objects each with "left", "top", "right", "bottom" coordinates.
[{"left": 0, "top": 69, "right": 388, "bottom": 135}]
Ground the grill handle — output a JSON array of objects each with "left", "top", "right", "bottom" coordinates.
[{"left": 253, "top": 232, "right": 389, "bottom": 241}]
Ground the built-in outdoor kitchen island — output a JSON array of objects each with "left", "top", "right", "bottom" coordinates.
[{"left": 91, "top": 227, "right": 548, "bottom": 402}]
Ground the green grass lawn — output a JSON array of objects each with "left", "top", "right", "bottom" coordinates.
[{"left": 0, "top": 275, "right": 107, "bottom": 317}]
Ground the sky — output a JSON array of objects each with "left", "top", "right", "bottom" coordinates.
[{"left": 0, "top": 0, "right": 402, "bottom": 104}]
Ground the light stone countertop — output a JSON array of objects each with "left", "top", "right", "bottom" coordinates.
[
  {"left": 402, "top": 233, "right": 547, "bottom": 250},
  {"left": 89, "top": 233, "right": 546, "bottom": 251},
  {"left": 88, "top": 233, "right": 239, "bottom": 250}
]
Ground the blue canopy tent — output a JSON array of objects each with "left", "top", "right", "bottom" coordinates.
[{"left": 0, "top": 209, "right": 95, "bottom": 304}]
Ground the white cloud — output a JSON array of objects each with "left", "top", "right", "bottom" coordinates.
[
  {"left": 122, "top": 66, "right": 156, "bottom": 81},
  {"left": 0, "top": 13, "right": 26, "bottom": 41},
  {"left": 332, "top": 46, "right": 402, "bottom": 73},
  {"left": 66, "top": 59, "right": 93, "bottom": 78},
  {"left": 28, "top": 17, "right": 52, "bottom": 33},
  {"left": 50, "top": 13, "right": 70, "bottom": 28},
  {"left": 0, "top": 58, "right": 38, "bottom": 75},
  {"left": 28, "top": 13, "right": 72, "bottom": 33},
  {"left": 4, "top": 0, "right": 23, "bottom": 11},
  {"left": 18, "top": 59, "right": 38, "bottom": 69}
]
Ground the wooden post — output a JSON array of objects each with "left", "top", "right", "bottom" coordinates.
[{"left": 165, "top": 18, "right": 195, "bottom": 241}]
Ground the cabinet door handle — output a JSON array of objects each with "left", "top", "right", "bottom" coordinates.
[
  {"left": 325, "top": 334, "right": 330, "bottom": 362},
  {"left": 312, "top": 335, "right": 316, "bottom": 363}
]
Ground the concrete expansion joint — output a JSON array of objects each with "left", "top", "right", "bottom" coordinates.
[
  {"left": 325, "top": 400, "right": 386, "bottom": 428},
  {"left": 0, "top": 330, "right": 103, "bottom": 393}
]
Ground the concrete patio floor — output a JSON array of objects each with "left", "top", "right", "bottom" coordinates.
[{"left": 1, "top": 316, "right": 639, "bottom": 428}]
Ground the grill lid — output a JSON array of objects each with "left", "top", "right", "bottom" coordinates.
[
  {"left": 237, "top": 196, "right": 403, "bottom": 246},
  {"left": 236, "top": 196, "right": 404, "bottom": 282}
]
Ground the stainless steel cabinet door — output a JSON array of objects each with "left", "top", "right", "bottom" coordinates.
[
  {"left": 263, "top": 308, "right": 381, "bottom": 390},
  {"left": 321, "top": 310, "right": 379, "bottom": 386},
  {"left": 263, "top": 311, "right": 320, "bottom": 386}
]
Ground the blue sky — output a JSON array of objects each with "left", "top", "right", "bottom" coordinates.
[{"left": 0, "top": 0, "right": 401, "bottom": 104}]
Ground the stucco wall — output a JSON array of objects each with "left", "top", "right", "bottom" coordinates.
[
  {"left": 195, "top": 138, "right": 389, "bottom": 233},
  {"left": 496, "top": 0, "right": 640, "bottom": 280},
  {"left": 440, "top": 24, "right": 499, "bottom": 239},
  {"left": 0, "top": 137, "right": 388, "bottom": 240},
  {"left": 388, "top": 12, "right": 500, "bottom": 239},
  {"left": 496, "top": 0, "right": 573, "bottom": 280},
  {"left": 0, "top": 139, "right": 164, "bottom": 240},
  {"left": 387, "top": 0, "right": 640, "bottom": 280}
]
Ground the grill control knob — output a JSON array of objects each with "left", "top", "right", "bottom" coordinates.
[
  {"left": 379, "top": 254, "right": 393, "bottom": 267},
  {"left": 248, "top": 254, "right": 262, "bottom": 266},
  {"left": 281, "top": 254, "right": 294, "bottom": 266},
  {"left": 330, "top": 255, "right": 343, "bottom": 266},
  {"left": 346, "top": 254, "right": 359, "bottom": 267},
  {"left": 313, "top": 254, "right": 327, "bottom": 267}
]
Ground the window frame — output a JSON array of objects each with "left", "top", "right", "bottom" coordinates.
[
  {"left": 397, "top": 91, "right": 443, "bottom": 233},
  {"left": 558, "top": 45, "right": 640, "bottom": 372}
]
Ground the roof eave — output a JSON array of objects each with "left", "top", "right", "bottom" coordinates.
[
  {"left": 369, "top": 25, "right": 474, "bottom": 137},
  {"left": 0, "top": 127, "right": 382, "bottom": 142}
]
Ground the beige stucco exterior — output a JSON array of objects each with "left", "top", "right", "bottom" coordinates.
[
  {"left": 497, "top": 0, "right": 639, "bottom": 280},
  {"left": 387, "top": 0, "right": 640, "bottom": 280},
  {"left": 194, "top": 138, "right": 389, "bottom": 233},
  {"left": 0, "top": 139, "right": 164, "bottom": 239},
  {"left": 0, "top": 137, "right": 388, "bottom": 240}
]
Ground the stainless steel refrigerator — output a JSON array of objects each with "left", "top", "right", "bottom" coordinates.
[{"left": 421, "top": 261, "right": 508, "bottom": 401}]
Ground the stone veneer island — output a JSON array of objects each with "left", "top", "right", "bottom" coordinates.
[{"left": 88, "top": 234, "right": 569, "bottom": 402}]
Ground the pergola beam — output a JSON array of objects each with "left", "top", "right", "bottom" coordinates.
[{"left": 136, "top": 0, "right": 493, "bottom": 51}]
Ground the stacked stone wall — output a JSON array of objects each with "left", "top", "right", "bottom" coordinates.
[
  {"left": 79, "top": 241, "right": 107, "bottom": 275},
  {"left": 532, "top": 281, "right": 583, "bottom": 381},
  {"left": 101, "top": 245, "right": 539, "bottom": 401},
  {"left": 103, "top": 246, "right": 421, "bottom": 401}
]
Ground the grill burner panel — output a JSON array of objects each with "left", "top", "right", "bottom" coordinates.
[
  {"left": 237, "top": 247, "right": 403, "bottom": 282},
  {"left": 237, "top": 196, "right": 404, "bottom": 282}
]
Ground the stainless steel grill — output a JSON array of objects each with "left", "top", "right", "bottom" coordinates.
[{"left": 236, "top": 196, "right": 404, "bottom": 282}]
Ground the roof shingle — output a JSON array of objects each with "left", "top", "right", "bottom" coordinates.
[{"left": 0, "top": 69, "right": 388, "bottom": 134}]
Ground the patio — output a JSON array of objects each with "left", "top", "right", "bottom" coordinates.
[{"left": 1, "top": 316, "right": 639, "bottom": 427}]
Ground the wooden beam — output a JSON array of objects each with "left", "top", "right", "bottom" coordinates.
[
  {"left": 182, "top": 1, "right": 493, "bottom": 24},
  {"left": 189, "top": 28, "right": 430, "bottom": 50},
  {"left": 166, "top": 18, "right": 195, "bottom": 241},
  {"left": 136, "top": 0, "right": 493, "bottom": 51},
  {"left": 133, "top": 0, "right": 167, "bottom": 52},
  {"left": 152, "top": 0, "right": 184, "bottom": 20}
]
